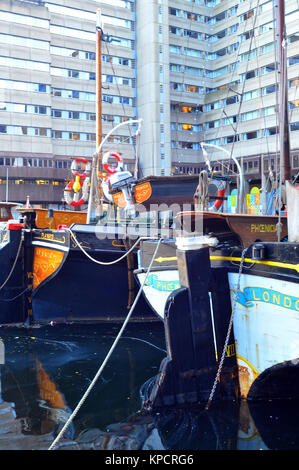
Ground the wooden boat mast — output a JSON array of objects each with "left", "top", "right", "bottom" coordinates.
[
  {"left": 96, "top": 8, "right": 103, "bottom": 163},
  {"left": 87, "top": 10, "right": 103, "bottom": 223},
  {"left": 277, "top": 0, "right": 291, "bottom": 182}
]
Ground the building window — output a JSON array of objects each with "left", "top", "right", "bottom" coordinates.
[
  {"left": 185, "top": 84, "right": 203, "bottom": 93},
  {"left": 205, "top": 101, "right": 221, "bottom": 111},
  {"left": 169, "top": 8, "right": 180, "bottom": 16},
  {"left": 242, "top": 131, "right": 260, "bottom": 140},
  {"left": 223, "top": 135, "right": 239, "bottom": 144},
  {"left": 223, "top": 116, "right": 237, "bottom": 126},
  {"left": 0, "top": 11, "right": 49, "bottom": 28},
  {"left": 206, "top": 120, "right": 220, "bottom": 129},
  {"left": 262, "top": 84, "right": 277, "bottom": 95},
  {"left": 288, "top": 55, "right": 299, "bottom": 66},
  {"left": 170, "top": 45, "right": 181, "bottom": 54},
  {"left": 240, "top": 9, "right": 255, "bottom": 22},
  {"left": 263, "top": 106, "right": 276, "bottom": 116},
  {"left": 224, "top": 96, "right": 238, "bottom": 106},
  {"left": 170, "top": 82, "right": 182, "bottom": 91},
  {"left": 241, "top": 69, "right": 258, "bottom": 81},
  {"left": 263, "top": 127, "right": 278, "bottom": 136},
  {"left": 0, "top": 56, "right": 49, "bottom": 72},
  {"left": 240, "top": 30, "right": 254, "bottom": 41},
  {"left": 293, "top": 155, "right": 299, "bottom": 168},
  {"left": 290, "top": 122, "right": 299, "bottom": 132},
  {"left": 260, "top": 43, "right": 275, "bottom": 54},
  {"left": 288, "top": 34, "right": 299, "bottom": 44},
  {"left": 262, "top": 63, "right": 276, "bottom": 74},
  {"left": 241, "top": 110, "right": 260, "bottom": 121},
  {"left": 240, "top": 49, "right": 257, "bottom": 61}
]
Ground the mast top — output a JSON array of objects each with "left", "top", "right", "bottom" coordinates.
[{"left": 96, "top": 9, "right": 103, "bottom": 31}]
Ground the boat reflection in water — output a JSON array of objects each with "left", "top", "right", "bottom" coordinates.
[{"left": 0, "top": 324, "right": 298, "bottom": 450}]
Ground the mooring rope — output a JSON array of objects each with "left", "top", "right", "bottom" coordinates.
[
  {"left": 0, "top": 287, "right": 30, "bottom": 302},
  {"left": 67, "top": 227, "right": 158, "bottom": 266},
  {"left": 0, "top": 233, "right": 23, "bottom": 292},
  {"left": 48, "top": 237, "right": 162, "bottom": 450},
  {"left": 205, "top": 247, "right": 248, "bottom": 411}
]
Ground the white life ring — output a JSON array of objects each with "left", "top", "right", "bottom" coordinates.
[
  {"left": 64, "top": 177, "right": 90, "bottom": 207},
  {"left": 102, "top": 152, "right": 123, "bottom": 175},
  {"left": 102, "top": 176, "right": 114, "bottom": 202},
  {"left": 71, "top": 158, "right": 91, "bottom": 179}
]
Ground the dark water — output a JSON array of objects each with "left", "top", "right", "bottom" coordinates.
[{"left": 0, "top": 322, "right": 298, "bottom": 451}]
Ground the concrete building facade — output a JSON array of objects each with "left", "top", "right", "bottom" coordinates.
[{"left": 0, "top": 0, "right": 298, "bottom": 205}]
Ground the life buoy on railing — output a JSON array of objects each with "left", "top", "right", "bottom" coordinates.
[
  {"left": 102, "top": 175, "right": 114, "bottom": 202},
  {"left": 102, "top": 152, "right": 123, "bottom": 175},
  {"left": 64, "top": 177, "right": 90, "bottom": 207},
  {"left": 71, "top": 158, "right": 91, "bottom": 179},
  {"left": 194, "top": 179, "right": 226, "bottom": 211},
  {"left": 209, "top": 179, "right": 226, "bottom": 211}
]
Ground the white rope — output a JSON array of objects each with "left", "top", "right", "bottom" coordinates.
[
  {"left": 48, "top": 238, "right": 162, "bottom": 450},
  {"left": 67, "top": 227, "right": 157, "bottom": 266}
]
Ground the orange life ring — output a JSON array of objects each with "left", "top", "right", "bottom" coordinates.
[
  {"left": 102, "top": 152, "right": 123, "bottom": 175},
  {"left": 194, "top": 179, "right": 226, "bottom": 211},
  {"left": 212, "top": 186, "right": 225, "bottom": 210}
]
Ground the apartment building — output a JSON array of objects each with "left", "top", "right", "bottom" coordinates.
[
  {"left": 0, "top": 0, "right": 298, "bottom": 204},
  {"left": 156, "top": 0, "right": 299, "bottom": 180},
  {"left": 0, "top": 0, "right": 136, "bottom": 205}
]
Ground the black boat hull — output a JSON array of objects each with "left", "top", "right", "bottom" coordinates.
[
  {"left": 30, "top": 226, "right": 158, "bottom": 324},
  {"left": 0, "top": 229, "right": 26, "bottom": 324}
]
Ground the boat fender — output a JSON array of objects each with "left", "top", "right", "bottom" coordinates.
[{"left": 102, "top": 152, "right": 123, "bottom": 175}]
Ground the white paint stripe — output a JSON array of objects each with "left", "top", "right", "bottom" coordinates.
[{"left": 32, "top": 241, "right": 69, "bottom": 252}]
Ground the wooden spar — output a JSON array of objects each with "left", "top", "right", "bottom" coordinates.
[
  {"left": 86, "top": 10, "right": 103, "bottom": 223},
  {"left": 96, "top": 9, "right": 103, "bottom": 154},
  {"left": 276, "top": 0, "right": 291, "bottom": 182}
]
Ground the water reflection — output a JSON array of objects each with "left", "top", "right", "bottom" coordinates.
[{"left": 0, "top": 323, "right": 297, "bottom": 450}]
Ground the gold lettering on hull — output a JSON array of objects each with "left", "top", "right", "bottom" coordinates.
[
  {"left": 33, "top": 247, "right": 64, "bottom": 289},
  {"left": 250, "top": 224, "right": 278, "bottom": 233}
]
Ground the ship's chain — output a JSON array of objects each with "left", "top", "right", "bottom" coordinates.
[{"left": 205, "top": 247, "right": 248, "bottom": 410}]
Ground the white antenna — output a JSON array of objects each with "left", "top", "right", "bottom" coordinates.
[{"left": 96, "top": 8, "right": 103, "bottom": 31}]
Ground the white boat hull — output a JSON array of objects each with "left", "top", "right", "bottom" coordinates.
[
  {"left": 136, "top": 270, "right": 180, "bottom": 320},
  {"left": 229, "top": 272, "right": 299, "bottom": 398},
  {"left": 138, "top": 264, "right": 299, "bottom": 399}
]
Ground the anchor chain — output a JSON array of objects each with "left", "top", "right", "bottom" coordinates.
[{"left": 205, "top": 247, "right": 248, "bottom": 410}]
